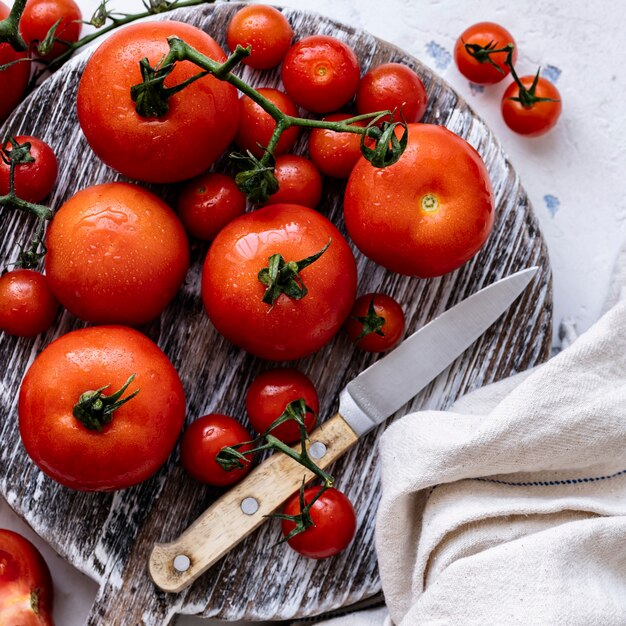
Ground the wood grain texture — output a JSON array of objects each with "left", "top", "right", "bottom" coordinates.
[{"left": 0, "top": 2, "right": 553, "bottom": 624}]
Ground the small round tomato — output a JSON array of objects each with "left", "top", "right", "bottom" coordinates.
[
  {"left": 0, "top": 269, "right": 58, "bottom": 337},
  {"left": 282, "top": 487, "right": 356, "bottom": 559},
  {"left": 77, "top": 21, "right": 239, "bottom": 183},
  {"left": 264, "top": 155, "right": 322, "bottom": 209},
  {"left": 346, "top": 293, "right": 405, "bottom": 353},
  {"left": 177, "top": 172, "right": 246, "bottom": 240},
  {"left": 281, "top": 35, "right": 360, "bottom": 113},
  {"left": 45, "top": 182, "right": 189, "bottom": 325},
  {"left": 180, "top": 414, "right": 254, "bottom": 487},
  {"left": 226, "top": 5, "right": 293, "bottom": 70},
  {"left": 0, "top": 136, "right": 58, "bottom": 203},
  {"left": 235, "top": 88, "right": 300, "bottom": 159},
  {"left": 18, "top": 325, "right": 186, "bottom": 491},
  {"left": 0, "top": 2, "right": 30, "bottom": 122},
  {"left": 20, "top": 0, "right": 82, "bottom": 60},
  {"left": 246, "top": 368, "right": 318, "bottom": 443},
  {"left": 356, "top": 63, "right": 428, "bottom": 123},
  {"left": 344, "top": 123, "right": 494, "bottom": 277},
  {"left": 202, "top": 203, "right": 357, "bottom": 361},
  {"left": 454, "top": 22, "right": 517, "bottom": 85},
  {"left": 501, "top": 75, "right": 562, "bottom": 136}
]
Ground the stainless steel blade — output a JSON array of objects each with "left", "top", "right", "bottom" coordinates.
[{"left": 339, "top": 267, "right": 538, "bottom": 435}]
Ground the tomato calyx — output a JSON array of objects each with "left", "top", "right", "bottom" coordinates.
[
  {"left": 504, "top": 50, "right": 560, "bottom": 108},
  {"left": 463, "top": 40, "right": 514, "bottom": 74},
  {"left": 353, "top": 295, "right": 386, "bottom": 343},
  {"left": 361, "top": 117, "right": 409, "bottom": 168},
  {"left": 73, "top": 373, "right": 140, "bottom": 432},
  {"left": 231, "top": 150, "right": 279, "bottom": 204},
  {"left": 272, "top": 479, "right": 324, "bottom": 543}
]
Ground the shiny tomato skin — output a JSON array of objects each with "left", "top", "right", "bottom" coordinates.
[
  {"left": 0, "top": 270, "right": 58, "bottom": 337},
  {"left": 0, "top": 529, "right": 54, "bottom": 626},
  {"left": 76, "top": 21, "right": 239, "bottom": 183},
  {"left": 454, "top": 22, "right": 517, "bottom": 85},
  {"left": 344, "top": 123, "right": 494, "bottom": 277},
  {"left": 202, "top": 203, "right": 357, "bottom": 361},
  {"left": 0, "top": 136, "right": 58, "bottom": 203},
  {"left": 246, "top": 368, "right": 318, "bottom": 443},
  {"left": 346, "top": 293, "right": 405, "bottom": 353},
  {"left": 18, "top": 325, "right": 186, "bottom": 491},
  {"left": 181, "top": 414, "right": 254, "bottom": 486},
  {"left": 226, "top": 5, "right": 293, "bottom": 69},
  {"left": 281, "top": 35, "right": 360, "bottom": 113},
  {"left": 236, "top": 88, "right": 300, "bottom": 159},
  {"left": 0, "top": 2, "right": 30, "bottom": 122},
  {"left": 356, "top": 63, "right": 428, "bottom": 123},
  {"left": 264, "top": 155, "right": 323, "bottom": 209},
  {"left": 501, "top": 76, "right": 562, "bottom": 136},
  {"left": 282, "top": 487, "right": 356, "bottom": 559},
  {"left": 45, "top": 182, "right": 189, "bottom": 325}
]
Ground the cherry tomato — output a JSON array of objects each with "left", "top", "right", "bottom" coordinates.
[
  {"left": 0, "top": 2, "right": 30, "bottom": 122},
  {"left": 177, "top": 172, "right": 246, "bottom": 241},
  {"left": 454, "top": 22, "right": 517, "bottom": 85},
  {"left": 18, "top": 325, "right": 186, "bottom": 491},
  {"left": 281, "top": 35, "right": 360, "bottom": 113},
  {"left": 356, "top": 63, "right": 428, "bottom": 123},
  {"left": 346, "top": 293, "right": 405, "bottom": 353},
  {"left": 264, "top": 155, "right": 322, "bottom": 209},
  {"left": 181, "top": 414, "right": 254, "bottom": 487},
  {"left": 226, "top": 4, "right": 293, "bottom": 70},
  {"left": 501, "top": 75, "right": 562, "bottom": 136},
  {"left": 45, "top": 182, "right": 189, "bottom": 325},
  {"left": 202, "top": 203, "right": 357, "bottom": 361},
  {"left": 0, "top": 269, "right": 58, "bottom": 337},
  {"left": 0, "top": 136, "right": 58, "bottom": 203},
  {"left": 235, "top": 88, "right": 300, "bottom": 159},
  {"left": 282, "top": 487, "right": 356, "bottom": 559},
  {"left": 246, "top": 368, "right": 318, "bottom": 443},
  {"left": 20, "top": 0, "right": 82, "bottom": 60},
  {"left": 77, "top": 21, "right": 239, "bottom": 183},
  {"left": 308, "top": 113, "right": 365, "bottom": 179},
  {"left": 344, "top": 123, "right": 494, "bottom": 277},
  {"left": 0, "top": 529, "right": 54, "bottom": 626}
]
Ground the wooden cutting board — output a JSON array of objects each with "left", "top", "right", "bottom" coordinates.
[{"left": 0, "top": 3, "right": 552, "bottom": 624}]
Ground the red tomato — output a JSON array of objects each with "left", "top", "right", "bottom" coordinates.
[
  {"left": 177, "top": 172, "right": 246, "bottom": 240},
  {"left": 45, "top": 182, "right": 189, "bottom": 325},
  {"left": 76, "top": 21, "right": 239, "bottom": 183},
  {"left": 181, "top": 414, "right": 254, "bottom": 486},
  {"left": 0, "top": 136, "right": 58, "bottom": 203},
  {"left": 0, "top": 2, "right": 30, "bottom": 122},
  {"left": 0, "top": 529, "right": 54, "bottom": 626},
  {"left": 20, "top": 0, "right": 82, "bottom": 60},
  {"left": 0, "top": 269, "right": 58, "bottom": 337},
  {"left": 246, "top": 368, "right": 318, "bottom": 443},
  {"left": 18, "top": 325, "right": 186, "bottom": 491},
  {"left": 202, "top": 203, "right": 357, "bottom": 361},
  {"left": 281, "top": 35, "right": 360, "bottom": 113},
  {"left": 235, "top": 88, "right": 300, "bottom": 159},
  {"left": 282, "top": 487, "right": 356, "bottom": 559},
  {"left": 344, "top": 123, "right": 494, "bottom": 277},
  {"left": 264, "top": 155, "right": 322, "bottom": 209},
  {"left": 356, "top": 63, "right": 428, "bottom": 123},
  {"left": 454, "top": 22, "right": 517, "bottom": 85},
  {"left": 346, "top": 293, "right": 405, "bottom": 353},
  {"left": 501, "top": 75, "right": 562, "bottom": 136},
  {"left": 308, "top": 113, "right": 365, "bottom": 179},
  {"left": 226, "top": 4, "right": 293, "bottom": 69}
]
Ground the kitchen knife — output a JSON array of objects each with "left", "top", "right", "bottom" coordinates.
[{"left": 149, "top": 267, "right": 538, "bottom": 592}]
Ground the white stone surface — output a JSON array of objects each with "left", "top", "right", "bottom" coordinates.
[{"left": 3, "top": 0, "right": 626, "bottom": 624}]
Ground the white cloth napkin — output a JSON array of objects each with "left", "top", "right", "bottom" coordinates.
[{"left": 315, "top": 297, "right": 626, "bottom": 625}]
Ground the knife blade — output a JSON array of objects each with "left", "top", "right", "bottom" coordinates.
[{"left": 149, "top": 267, "right": 538, "bottom": 592}]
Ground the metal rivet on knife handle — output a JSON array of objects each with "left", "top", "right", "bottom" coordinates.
[
  {"left": 173, "top": 555, "right": 191, "bottom": 573},
  {"left": 309, "top": 441, "right": 327, "bottom": 459},
  {"left": 240, "top": 497, "right": 260, "bottom": 515}
]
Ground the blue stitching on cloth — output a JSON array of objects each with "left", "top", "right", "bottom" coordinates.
[{"left": 474, "top": 469, "right": 626, "bottom": 487}]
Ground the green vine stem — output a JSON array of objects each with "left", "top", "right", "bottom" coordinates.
[
  {"left": 504, "top": 48, "right": 560, "bottom": 108},
  {"left": 0, "top": 0, "right": 28, "bottom": 51},
  {"left": 463, "top": 40, "right": 514, "bottom": 74}
]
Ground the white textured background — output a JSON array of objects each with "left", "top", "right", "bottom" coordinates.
[{"left": 2, "top": 0, "right": 626, "bottom": 624}]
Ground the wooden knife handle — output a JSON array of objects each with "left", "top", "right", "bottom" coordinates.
[{"left": 148, "top": 412, "right": 359, "bottom": 592}]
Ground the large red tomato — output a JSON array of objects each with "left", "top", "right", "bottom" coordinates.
[
  {"left": 344, "top": 123, "right": 494, "bottom": 277},
  {"left": 202, "top": 204, "right": 357, "bottom": 361},
  {"left": 0, "top": 2, "right": 30, "bottom": 122},
  {"left": 18, "top": 325, "right": 186, "bottom": 491},
  {"left": 76, "top": 21, "right": 239, "bottom": 183}
]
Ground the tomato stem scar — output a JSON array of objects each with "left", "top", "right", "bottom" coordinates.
[{"left": 421, "top": 193, "right": 439, "bottom": 213}]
